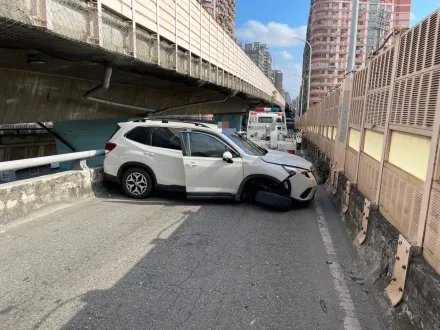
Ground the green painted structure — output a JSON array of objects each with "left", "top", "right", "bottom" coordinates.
[{"left": 53, "top": 118, "right": 130, "bottom": 170}]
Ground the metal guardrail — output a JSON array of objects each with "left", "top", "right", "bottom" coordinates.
[
  {"left": 0, "top": 150, "right": 105, "bottom": 172},
  {"left": 0, "top": 122, "right": 53, "bottom": 129}
]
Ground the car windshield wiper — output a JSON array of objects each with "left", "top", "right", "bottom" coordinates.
[
  {"left": 238, "top": 134, "right": 266, "bottom": 155},
  {"left": 250, "top": 140, "right": 267, "bottom": 155}
]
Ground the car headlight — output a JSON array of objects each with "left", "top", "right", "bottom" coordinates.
[
  {"left": 283, "top": 165, "right": 312, "bottom": 177},
  {"left": 282, "top": 165, "right": 299, "bottom": 174}
]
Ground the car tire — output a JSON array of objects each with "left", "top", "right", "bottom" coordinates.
[
  {"left": 121, "top": 167, "right": 153, "bottom": 199},
  {"left": 254, "top": 190, "right": 292, "bottom": 211}
]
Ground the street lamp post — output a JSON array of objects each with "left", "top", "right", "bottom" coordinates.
[
  {"left": 292, "top": 37, "right": 312, "bottom": 114},
  {"left": 347, "top": 0, "right": 359, "bottom": 77}
]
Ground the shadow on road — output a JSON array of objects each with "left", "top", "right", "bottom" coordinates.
[
  {"left": 39, "top": 178, "right": 327, "bottom": 330},
  {"left": 55, "top": 198, "right": 319, "bottom": 329},
  {"left": 99, "top": 181, "right": 311, "bottom": 212}
]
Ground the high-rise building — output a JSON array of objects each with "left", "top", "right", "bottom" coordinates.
[
  {"left": 263, "top": 51, "right": 273, "bottom": 82},
  {"left": 302, "top": 0, "right": 411, "bottom": 110},
  {"left": 199, "top": 0, "right": 236, "bottom": 39},
  {"left": 283, "top": 90, "right": 291, "bottom": 104},
  {"left": 292, "top": 95, "right": 301, "bottom": 118},
  {"left": 273, "top": 70, "right": 283, "bottom": 93},
  {"left": 243, "top": 42, "right": 273, "bottom": 80}
]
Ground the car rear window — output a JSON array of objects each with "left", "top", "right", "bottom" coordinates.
[
  {"left": 125, "top": 127, "right": 153, "bottom": 145},
  {"left": 109, "top": 124, "right": 122, "bottom": 139},
  {"left": 151, "top": 127, "right": 182, "bottom": 150}
]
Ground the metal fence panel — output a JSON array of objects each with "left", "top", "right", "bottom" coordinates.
[
  {"left": 357, "top": 152, "right": 380, "bottom": 201},
  {"left": 423, "top": 182, "right": 440, "bottom": 273},
  {"left": 345, "top": 148, "right": 357, "bottom": 182},
  {"left": 380, "top": 163, "right": 424, "bottom": 243}
]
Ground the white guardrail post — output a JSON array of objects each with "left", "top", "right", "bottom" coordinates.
[{"left": 0, "top": 150, "right": 105, "bottom": 172}]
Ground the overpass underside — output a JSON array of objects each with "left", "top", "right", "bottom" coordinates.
[
  {"left": 0, "top": 52, "right": 255, "bottom": 124},
  {"left": 0, "top": 0, "right": 281, "bottom": 124}
]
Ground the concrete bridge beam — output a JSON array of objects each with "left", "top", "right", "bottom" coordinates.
[{"left": 0, "top": 68, "right": 253, "bottom": 125}]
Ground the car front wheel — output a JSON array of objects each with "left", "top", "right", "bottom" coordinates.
[{"left": 121, "top": 168, "right": 153, "bottom": 199}]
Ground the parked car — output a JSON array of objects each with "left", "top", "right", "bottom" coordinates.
[{"left": 103, "top": 119, "right": 317, "bottom": 209}]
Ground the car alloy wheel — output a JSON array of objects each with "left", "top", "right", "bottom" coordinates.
[{"left": 126, "top": 172, "right": 148, "bottom": 195}]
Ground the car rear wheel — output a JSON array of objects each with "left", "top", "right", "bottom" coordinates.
[
  {"left": 255, "top": 190, "right": 292, "bottom": 211},
  {"left": 121, "top": 168, "right": 153, "bottom": 199}
]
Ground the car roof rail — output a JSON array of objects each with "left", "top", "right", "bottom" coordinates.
[
  {"left": 149, "top": 116, "right": 215, "bottom": 124},
  {"left": 138, "top": 116, "right": 215, "bottom": 128}
]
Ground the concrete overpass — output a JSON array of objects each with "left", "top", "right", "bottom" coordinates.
[{"left": 0, "top": 0, "right": 284, "bottom": 125}]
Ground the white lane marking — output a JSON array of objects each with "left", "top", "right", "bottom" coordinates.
[{"left": 314, "top": 202, "right": 362, "bottom": 330}]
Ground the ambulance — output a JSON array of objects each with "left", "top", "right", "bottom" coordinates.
[{"left": 245, "top": 107, "right": 297, "bottom": 154}]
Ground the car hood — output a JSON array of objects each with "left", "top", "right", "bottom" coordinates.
[{"left": 260, "top": 149, "right": 312, "bottom": 170}]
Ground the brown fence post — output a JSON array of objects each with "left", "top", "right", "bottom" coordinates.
[{"left": 335, "top": 77, "right": 353, "bottom": 174}]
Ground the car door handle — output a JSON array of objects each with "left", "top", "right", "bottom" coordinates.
[
  {"left": 143, "top": 151, "right": 154, "bottom": 156},
  {"left": 185, "top": 162, "right": 197, "bottom": 167}
]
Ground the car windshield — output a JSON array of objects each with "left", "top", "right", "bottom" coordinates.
[{"left": 222, "top": 129, "right": 267, "bottom": 156}]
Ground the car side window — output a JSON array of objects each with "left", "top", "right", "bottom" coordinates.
[
  {"left": 125, "top": 127, "right": 152, "bottom": 145},
  {"left": 151, "top": 127, "right": 182, "bottom": 150},
  {"left": 186, "top": 132, "right": 235, "bottom": 158}
]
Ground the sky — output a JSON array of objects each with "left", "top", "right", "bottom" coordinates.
[{"left": 235, "top": 0, "right": 440, "bottom": 101}]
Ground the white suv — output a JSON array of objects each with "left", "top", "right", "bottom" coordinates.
[{"left": 103, "top": 119, "right": 317, "bottom": 206}]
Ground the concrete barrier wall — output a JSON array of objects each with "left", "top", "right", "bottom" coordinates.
[{"left": 0, "top": 168, "right": 105, "bottom": 228}]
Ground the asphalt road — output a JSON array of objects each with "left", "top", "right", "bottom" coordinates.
[{"left": 0, "top": 187, "right": 384, "bottom": 330}]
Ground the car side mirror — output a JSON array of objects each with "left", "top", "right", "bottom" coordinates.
[{"left": 222, "top": 151, "right": 233, "bottom": 163}]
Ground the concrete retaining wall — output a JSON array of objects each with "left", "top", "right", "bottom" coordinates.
[
  {"left": 330, "top": 175, "right": 440, "bottom": 329},
  {"left": 303, "top": 146, "right": 440, "bottom": 330},
  {"left": 0, "top": 168, "right": 105, "bottom": 228}
]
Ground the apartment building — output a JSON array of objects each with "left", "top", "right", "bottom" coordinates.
[
  {"left": 303, "top": 0, "right": 411, "bottom": 107},
  {"left": 243, "top": 42, "right": 274, "bottom": 80},
  {"left": 283, "top": 91, "right": 291, "bottom": 104},
  {"left": 273, "top": 70, "right": 283, "bottom": 93},
  {"left": 199, "top": 0, "right": 236, "bottom": 38}
]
